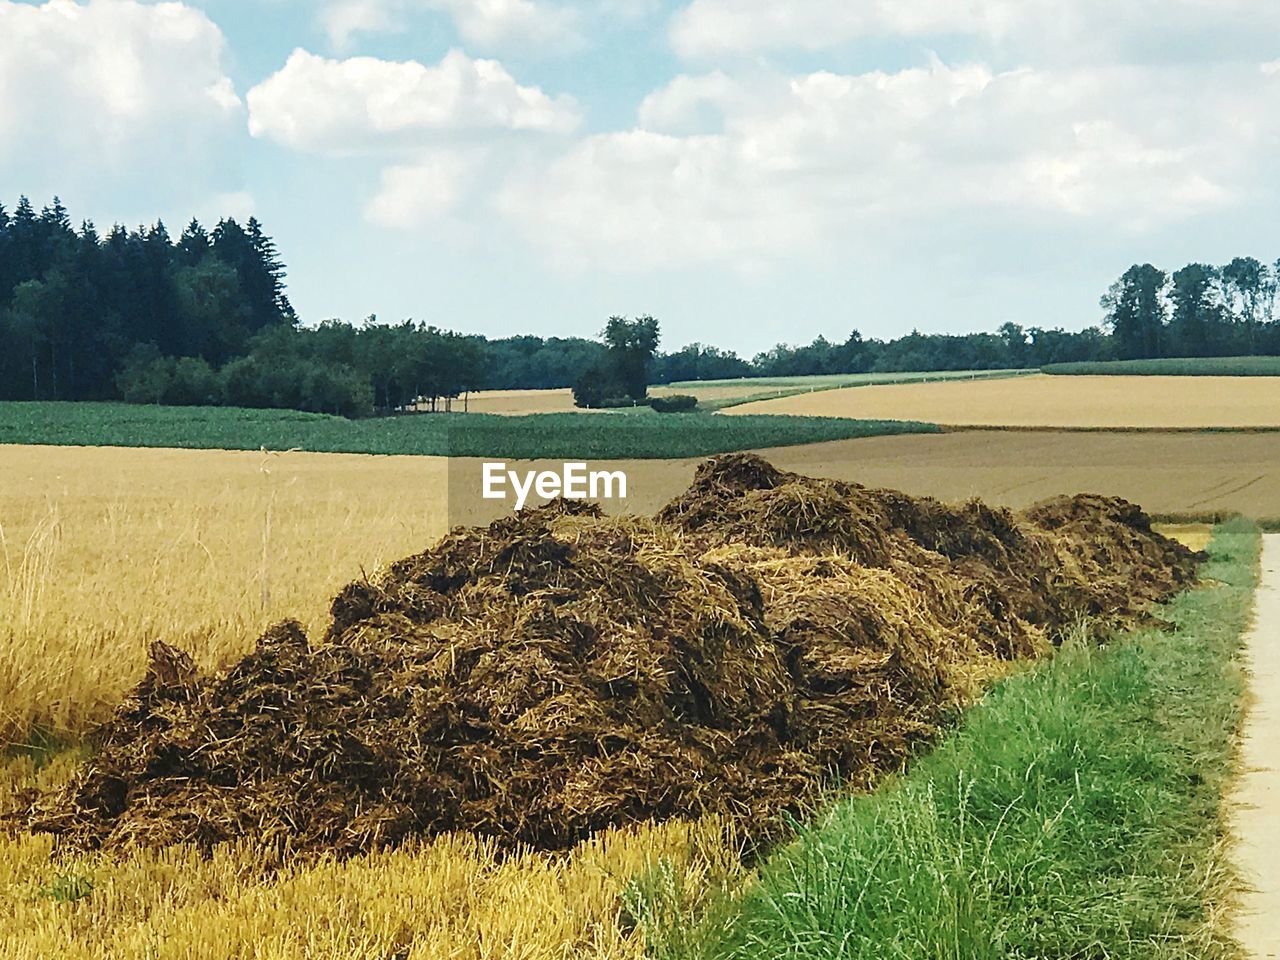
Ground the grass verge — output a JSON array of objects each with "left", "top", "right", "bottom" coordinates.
[
  {"left": 1043, "top": 357, "right": 1280, "bottom": 376},
  {"left": 650, "top": 520, "right": 1257, "bottom": 960},
  {"left": 0, "top": 403, "right": 938, "bottom": 459}
]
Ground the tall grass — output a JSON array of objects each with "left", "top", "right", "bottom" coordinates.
[
  {"left": 0, "top": 445, "right": 451, "bottom": 743},
  {"left": 0, "top": 744, "right": 742, "bottom": 960},
  {"left": 660, "top": 522, "right": 1256, "bottom": 959}
]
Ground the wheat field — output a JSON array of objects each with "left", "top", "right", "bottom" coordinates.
[
  {"left": 0, "top": 444, "right": 454, "bottom": 741},
  {"left": 727, "top": 373, "right": 1280, "bottom": 428},
  {"left": 0, "top": 747, "right": 737, "bottom": 959}
]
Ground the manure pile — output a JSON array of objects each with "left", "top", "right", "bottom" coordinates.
[{"left": 19, "top": 454, "right": 1201, "bottom": 856}]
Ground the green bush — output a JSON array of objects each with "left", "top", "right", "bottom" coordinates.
[
  {"left": 572, "top": 363, "right": 629, "bottom": 408},
  {"left": 114, "top": 345, "right": 172, "bottom": 405},
  {"left": 649, "top": 394, "right": 699, "bottom": 413},
  {"left": 165, "top": 357, "right": 220, "bottom": 406}
]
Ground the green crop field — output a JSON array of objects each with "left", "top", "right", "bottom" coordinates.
[
  {"left": 1043, "top": 356, "right": 1280, "bottom": 376},
  {"left": 0, "top": 402, "right": 939, "bottom": 459}
]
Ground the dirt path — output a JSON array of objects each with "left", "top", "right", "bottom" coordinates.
[{"left": 1235, "top": 533, "right": 1280, "bottom": 957}]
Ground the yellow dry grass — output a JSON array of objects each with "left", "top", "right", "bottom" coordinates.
[
  {"left": 0, "top": 751, "right": 739, "bottom": 960},
  {"left": 726, "top": 373, "right": 1280, "bottom": 428},
  {"left": 0, "top": 443, "right": 741, "bottom": 959},
  {"left": 1154, "top": 523, "right": 1215, "bottom": 552},
  {"left": 0, "top": 444, "right": 450, "bottom": 742}
]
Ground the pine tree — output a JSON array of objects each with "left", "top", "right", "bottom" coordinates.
[{"left": 178, "top": 219, "right": 211, "bottom": 263}]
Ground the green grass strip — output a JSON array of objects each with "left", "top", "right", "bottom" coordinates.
[
  {"left": 0, "top": 402, "right": 938, "bottom": 459},
  {"left": 651, "top": 521, "right": 1256, "bottom": 960},
  {"left": 1043, "top": 357, "right": 1280, "bottom": 376}
]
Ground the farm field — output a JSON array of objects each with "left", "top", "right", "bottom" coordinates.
[
  {"left": 3, "top": 430, "right": 1275, "bottom": 744},
  {"left": 0, "top": 402, "right": 935, "bottom": 458},
  {"left": 0, "top": 439, "right": 1261, "bottom": 958},
  {"left": 464, "top": 369, "right": 1032, "bottom": 415},
  {"left": 452, "top": 429, "right": 1280, "bottom": 523},
  {"left": 727, "top": 372, "right": 1280, "bottom": 428},
  {"left": 0, "top": 445, "right": 450, "bottom": 739},
  {"left": 761, "top": 430, "right": 1280, "bottom": 519},
  {"left": 0, "top": 439, "right": 1248, "bottom": 958}
]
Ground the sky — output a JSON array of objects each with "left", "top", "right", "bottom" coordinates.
[{"left": 1, "top": 0, "right": 1278, "bottom": 354}]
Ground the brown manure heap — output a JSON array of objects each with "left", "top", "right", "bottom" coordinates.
[{"left": 18, "top": 454, "right": 1201, "bottom": 856}]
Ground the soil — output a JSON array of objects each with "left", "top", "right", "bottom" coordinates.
[{"left": 14, "top": 454, "right": 1202, "bottom": 857}]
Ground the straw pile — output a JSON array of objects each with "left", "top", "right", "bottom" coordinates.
[{"left": 18, "top": 454, "right": 1201, "bottom": 855}]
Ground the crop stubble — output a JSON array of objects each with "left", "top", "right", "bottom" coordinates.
[{"left": 727, "top": 373, "right": 1280, "bottom": 428}]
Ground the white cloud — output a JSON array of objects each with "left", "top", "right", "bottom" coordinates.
[
  {"left": 497, "top": 128, "right": 817, "bottom": 270},
  {"left": 0, "top": 0, "right": 241, "bottom": 171},
  {"left": 443, "top": 0, "right": 578, "bottom": 50},
  {"left": 496, "top": 59, "right": 1280, "bottom": 269},
  {"left": 319, "top": 0, "right": 580, "bottom": 52},
  {"left": 366, "top": 150, "right": 477, "bottom": 225},
  {"left": 321, "top": 0, "right": 400, "bottom": 48},
  {"left": 637, "top": 70, "right": 742, "bottom": 133},
  {"left": 669, "top": 0, "right": 1280, "bottom": 63},
  {"left": 246, "top": 48, "right": 581, "bottom": 153}
]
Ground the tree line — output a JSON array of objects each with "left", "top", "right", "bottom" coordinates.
[
  {"left": 3, "top": 196, "right": 1277, "bottom": 417},
  {"left": 1103, "top": 259, "right": 1280, "bottom": 360},
  {"left": 0, "top": 196, "right": 293, "bottom": 403}
]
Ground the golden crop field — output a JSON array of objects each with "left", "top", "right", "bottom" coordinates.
[
  {"left": 0, "top": 444, "right": 739, "bottom": 958},
  {"left": 447, "top": 388, "right": 583, "bottom": 415},
  {"left": 1, "top": 747, "right": 737, "bottom": 959},
  {"left": 3, "top": 432, "right": 1272, "bottom": 735},
  {"left": 0, "top": 445, "right": 452, "bottom": 741},
  {"left": 727, "top": 373, "right": 1280, "bottom": 428}
]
